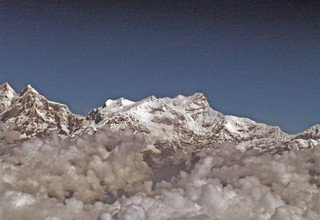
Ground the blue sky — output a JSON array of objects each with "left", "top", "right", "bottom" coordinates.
[{"left": 1, "top": 1, "right": 319, "bottom": 133}]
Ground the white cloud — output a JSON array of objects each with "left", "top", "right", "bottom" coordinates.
[{"left": 0, "top": 127, "right": 320, "bottom": 219}]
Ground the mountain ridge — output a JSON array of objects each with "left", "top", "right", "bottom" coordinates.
[{"left": 0, "top": 82, "right": 318, "bottom": 151}]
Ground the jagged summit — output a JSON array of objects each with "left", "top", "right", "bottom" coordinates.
[
  {"left": 1, "top": 82, "right": 15, "bottom": 92},
  {"left": 20, "top": 84, "right": 40, "bottom": 96},
  {"left": 0, "top": 82, "right": 16, "bottom": 97},
  {"left": 0, "top": 84, "right": 83, "bottom": 137}
]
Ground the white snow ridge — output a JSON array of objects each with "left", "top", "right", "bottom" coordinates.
[{"left": 0, "top": 83, "right": 320, "bottom": 220}]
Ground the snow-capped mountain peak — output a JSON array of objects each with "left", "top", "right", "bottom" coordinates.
[
  {"left": 0, "top": 82, "right": 16, "bottom": 95},
  {"left": 20, "top": 84, "right": 40, "bottom": 96},
  {"left": 103, "top": 97, "right": 135, "bottom": 111},
  {"left": 80, "top": 92, "right": 290, "bottom": 151}
]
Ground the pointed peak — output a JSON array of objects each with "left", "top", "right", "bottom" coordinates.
[
  {"left": 26, "top": 84, "right": 34, "bottom": 89},
  {"left": 0, "top": 82, "right": 10, "bottom": 88},
  {"left": 0, "top": 82, "right": 15, "bottom": 92},
  {"left": 20, "top": 84, "right": 40, "bottom": 96},
  {"left": 0, "top": 82, "right": 17, "bottom": 100}
]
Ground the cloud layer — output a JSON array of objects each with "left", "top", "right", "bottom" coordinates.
[{"left": 0, "top": 125, "right": 320, "bottom": 220}]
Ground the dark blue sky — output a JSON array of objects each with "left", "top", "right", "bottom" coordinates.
[{"left": 1, "top": 1, "right": 319, "bottom": 133}]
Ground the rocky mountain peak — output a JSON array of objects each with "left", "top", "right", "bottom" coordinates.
[
  {"left": 0, "top": 84, "right": 84, "bottom": 138},
  {"left": 189, "top": 92, "right": 208, "bottom": 103},
  {"left": 1, "top": 82, "right": 15, "bottom": 92},
  {"left": 0, "top": 82, "right": 17, "bottom": 115},
  {"left": 20, "top": 84, "right": 39, "bottom": 96},
  {"left": 0, "top": 82, "right": 16, "bottom": 98},
  {"left": 294, "top": 124, "right": 320, "bottom": 140}
]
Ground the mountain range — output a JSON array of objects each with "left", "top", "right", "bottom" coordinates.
[{"left": 0, "top": 82, "right": 319, "bottom": 152}]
